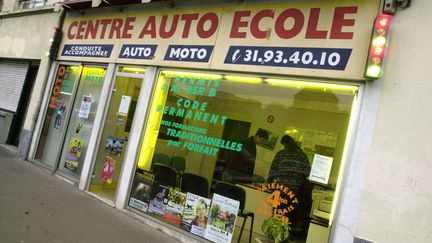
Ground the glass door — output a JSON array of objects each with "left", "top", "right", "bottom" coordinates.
[
  {"left": 35, "top": 64, "right": 107, "bottom": 180},
  {"left": 89, "top": 66, "right": 145, "bottom": 202},
  {"left": 57, "top": 66, "right": 107, "bottom": 177},
  {"left": 35, "top": 64, "right": 81, "bottom": 167}
]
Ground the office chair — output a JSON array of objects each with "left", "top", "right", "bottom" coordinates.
[
  {"left": 152, "top": 163, "right": 177, "bottom": 187},
  {"left": 180, "top": 173, "right": 209, "bottom": 198},
  {"left": 152, "top": 153, "right": 171, "bottom": 166},
  {"left": 170, "top": 156, "right": 186, "bottom": 173},
  {"left": 214, "top": 181, "right": 254, "bottom": 243}
]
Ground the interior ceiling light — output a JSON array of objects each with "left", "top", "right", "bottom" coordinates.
[
  {"left": 224, "top": 75, "right": 263, "bottom": 84},
  {"left": 121, "top": 67, "right": 146, "bottom": 73}
]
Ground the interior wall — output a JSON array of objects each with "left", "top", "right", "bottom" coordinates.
[
  {"left": 252, "top": 104, "right": 350, "bottom": 184},
  {"left": 355, "top": 1, "right": 432, "bottom": 242}
]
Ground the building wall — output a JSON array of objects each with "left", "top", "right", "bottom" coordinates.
[
  {"left": 0, "top": 4, "right": 62, "bottom": 157},
  {"left": 355, "top": 1, "right": 432, "bottom": 242},
  {"left": 1, "top": 0, "right": 17, "bottom": 12},
  {"left": 0, "top": 13, "right": 59, "bottom": 59},
  {"left": 1, "top": 0, "right": 60, "bottom": 12}
]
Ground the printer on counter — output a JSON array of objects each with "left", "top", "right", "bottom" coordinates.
[{"left": 310, "top": 187, "right": 334, "bottom": 223}]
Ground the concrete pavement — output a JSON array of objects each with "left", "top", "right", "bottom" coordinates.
[{"left": 0, "top": 145, "right": 182, "bottom": 243}]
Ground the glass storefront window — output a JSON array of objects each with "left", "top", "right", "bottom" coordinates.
[{"left": 128, "top": 69, "right": 358, "bottom": 242}]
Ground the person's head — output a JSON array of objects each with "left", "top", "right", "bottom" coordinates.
[
  {"left": 254, "top": 129, "right": 269, "bottom": 144},
  {"left": 196, "top": 199, "right": 208, "bottom": 218},
  {"left": 280, "top": 135, "right": 299, "bottom": 150}
]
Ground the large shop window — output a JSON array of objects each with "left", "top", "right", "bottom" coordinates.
[{"left": 128, "top": 70, "right": 358, "bottom": 243}]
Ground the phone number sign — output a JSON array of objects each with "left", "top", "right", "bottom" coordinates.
[{"left": 224, "top": 46, "right": 352, "bottom": 70}]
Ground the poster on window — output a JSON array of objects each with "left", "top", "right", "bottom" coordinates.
[
  {"left": 105, "top": 136, "right": 124, "bottom": 157},
  {"left": 54, "top": 100, "right": 66, "bottom": 129},
  {"left": 163, "top": 188, "right": 187, "bottom": 226},
  {"left": 181, "top": 193, "right": 212, "bottom": 237},
  {"left": 101, "top": 156, "right": 116, "bottom": 184},
  {"left": 64, "top": 137, "right": 83, "bottom": 171},
  {"left": 147, "top": 184, "right": 169, "bottom": 216},
  {"left": 309, "top": 154, "right": 333, "bottom": 184},
  {"left": 129, "top": 169, "right": 155, "bottom": 212},
  {"left": 204, "top": 193, "right": 239, "bottom": 243},
  {"left": 118, "top": 95, "right": 131, "bottom": 116},
  {"left": 78, "top": 95, "right": 93, "bottom": 118}
]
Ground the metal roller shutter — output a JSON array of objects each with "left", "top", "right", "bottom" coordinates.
[{"left": 0, "top": 60, "right": 30, "bottom": 112}]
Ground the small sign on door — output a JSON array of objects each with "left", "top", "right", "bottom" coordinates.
[
  {"left": 118, "top": 95, "right": 131, "bottom": 116},
  {"left": 78, "top": 95, "right": 93, "bottom": 119}
]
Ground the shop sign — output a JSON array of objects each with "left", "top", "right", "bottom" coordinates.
[
  {"left": 164, "top": 45, "right": 214, "bottom": 62},
  {"left": 59, "top": 0, "right": 380, "bottom": 80},
  {"left": 119, "top": 44, "right": 157, "bottom": 59},
  {"left": 224, "top": 46, "right": 352, "bottom": 70},
  {"left": 62, "top": 44, "right": 113, "bottom": 58},
  {"left": 49, "top": 65, "right": 66, "bottom": 109}
]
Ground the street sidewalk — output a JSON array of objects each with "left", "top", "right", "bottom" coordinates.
[{"left": 0, "top": 145, "right": 182, "bottom": 243}]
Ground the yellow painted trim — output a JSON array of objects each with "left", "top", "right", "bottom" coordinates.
[{"left": 89, "top": 183, "right": 118, "bottom": 191}]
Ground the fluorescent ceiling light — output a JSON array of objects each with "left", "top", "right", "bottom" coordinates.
[
  {"left": 224, "top": 75, "right": 263, "bottom": 84},
  {"left": 161, "top": 71, "right": 222, "bottom": 79}
]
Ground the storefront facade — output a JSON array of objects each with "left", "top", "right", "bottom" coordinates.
[{"left": 29, "top": 0, "right": 384, "bottom": 242}]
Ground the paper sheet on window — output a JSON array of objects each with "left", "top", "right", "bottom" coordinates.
[
  {"left": 78, "top": 95, "right": 92, "bottom": 118},
  {"left": 118, "top": 95, "right": 131, "bottom": 116},
  {"left": 309, "top": 154, "right": 333, "bottom": 184}
]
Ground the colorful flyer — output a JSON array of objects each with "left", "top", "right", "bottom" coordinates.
[
  {"left": 129, "top": 169, "right": 155, "bottom": 212},
  {"left": 204, "top": 194, "right": 240, "bottom": 243},
  {"left": 64, "top": 137, "right": 83, "bottom": 171},
  {"left": 147, "top": 184, "right": 169, "bottom": 216},
  {"left": 54, "top": 101, "right": 66, "bottom": 129},
  {"left": 101, "top": 156, "right": 116, "bottom": 184},
  {"left": 105, "top": 136, "right": 124, "bottom": 157},
  {"left": 163, "top": 188, "right": 187, "bottom": 226},
  {"left": 181, "top": 193, "right": 212, "bottom": 237}
]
